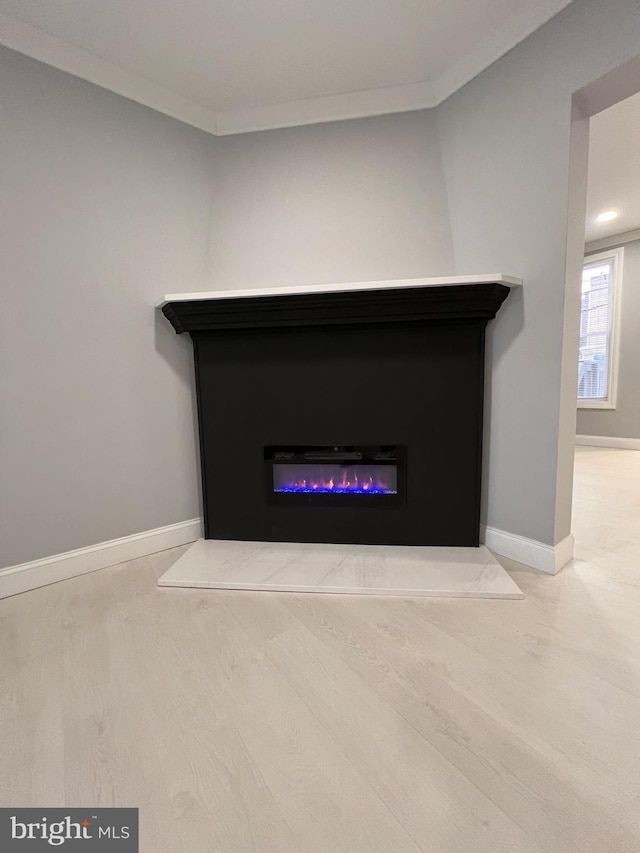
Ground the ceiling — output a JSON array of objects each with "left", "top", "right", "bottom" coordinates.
[
  {"left": 585, "top": 90, "right": 640, "bottom": 243},
  {"left": 0, "top": 0, "right": 574, "bottom": 135}
]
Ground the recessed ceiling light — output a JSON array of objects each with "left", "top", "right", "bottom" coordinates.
[{"left": 596, "top": 210, "right": 619, "bottom": 223}]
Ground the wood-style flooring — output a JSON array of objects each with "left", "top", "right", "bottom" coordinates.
[{"left": 1, "top": 446, "right": 639, "bottom": 852}]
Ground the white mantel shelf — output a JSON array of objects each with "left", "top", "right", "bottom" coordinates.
[{"left": 158, "top": 274, "right": 522, "bottom": 308}]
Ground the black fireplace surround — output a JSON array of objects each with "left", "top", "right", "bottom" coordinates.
[{"left": 163, "top": 283, "right": 510, "bottom": 547}]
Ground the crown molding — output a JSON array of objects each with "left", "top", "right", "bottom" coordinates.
[
  {"left": 214, "top": 80, "right": 435, "bottom": 135},
  {"left": 430, "top": 0, "right": 575, "bottom": 104},
  {"left": 1, "top": 1, "right": 574, "bottom": 137},
  {"left": 0, "top": 12, "right": 219, "bottom": 133},
  {"left": 585, "top": 229, "right": 640, "bottom": 253}
]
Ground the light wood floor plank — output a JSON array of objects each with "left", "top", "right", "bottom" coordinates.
[
  {"left": 1, "top": 446, "right": 640, "bottom": 852},
  {"left": 279, "top": 592, "right": 638, "bottom": 852},
  {"left": 229, "top": 592, "right": 546, "bottom": 853}
]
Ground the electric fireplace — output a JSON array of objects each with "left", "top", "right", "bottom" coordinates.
[
  {"left": 266, "top": 445, "right": 404, "bottom": 506},
  {"left": 161, "top": 277, "right": 514, "bottom": 548}
]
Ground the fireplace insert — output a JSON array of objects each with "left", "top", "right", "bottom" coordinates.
[{"left": 265, "top": 445, "right": 405, "bottom": 507}]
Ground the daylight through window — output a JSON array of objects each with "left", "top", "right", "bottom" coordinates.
[{"left": 577, "top": 248, "right": 623, "bottom": 408}]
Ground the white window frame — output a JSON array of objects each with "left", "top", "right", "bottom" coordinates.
[{"left": 577, "top": 246, "right": 624, "bottom": 410}]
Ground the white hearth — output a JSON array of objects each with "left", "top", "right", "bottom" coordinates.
[{"left": 158, "top": 540, "right": 522, "bottom": 599}]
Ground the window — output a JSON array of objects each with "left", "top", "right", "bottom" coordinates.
[{"left": 577, "top": 247, "right": 623, "bottom": 409}]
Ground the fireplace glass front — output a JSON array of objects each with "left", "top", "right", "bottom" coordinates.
[{"left": 265, "top": 446, "right": 405, "bottom": 507}]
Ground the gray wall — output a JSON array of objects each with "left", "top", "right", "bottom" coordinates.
[
  {"left": 435, "top": 0, "right": 640, "bottom": 545},
  {"left": 0, "top": 52, "right": 454, "bottom": 569},
  {"left": 0, "top": 46, "right": 216, "bottom": 568},
  {"left": 3, "top": 0, "right": 640, "bottom": 567},
  {"left": 207, "top": 110, "right": 454, "bottom": 289},
  {"left": 577, "top": 238, "right": 640, "bottom": 439}
]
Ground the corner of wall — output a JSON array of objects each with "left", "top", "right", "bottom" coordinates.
[
  {"left": 432, "top": 104, "right": 458, "bottom": 274},
  {"left": 553, "top": 102, "right": 590, "bottom": 544}
]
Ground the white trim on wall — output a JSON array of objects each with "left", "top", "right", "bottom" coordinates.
[
  {"left": 0, "top": 518, "right": 203, "bottom": 600},
  {"left": 0, "top": 1, "right": 575, "bottom": 136},
  {"left": 585, "top": 228, "right": 640, "bottom": 254},
  {"left": 576, "top": 435, "right": 640, "bottom": 450},
  {"left": 0, "top": 12, "right": 219, "bottom": 134},
  {"left": 482, "top": 526, "right": 574, "bottom": 575},
  {"left": 215, "top": 82, "right": 436, "bottom": 136},
  {"left": 0, "top": 516, "right": 574, "bottom": 599},
  {"left": 429, "top": 0, "right": 574, "bottom": 105}
]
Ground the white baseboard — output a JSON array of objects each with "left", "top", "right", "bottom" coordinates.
[
  {"left": 0, "top": 518, "right": 203, "bottom": 600},
  {"left": 482, "top": 526, "right": 574, "bottom": 575},
  {"left": 1, "top": 517, "right": 568, "bottom": 598},
  {"left": 576, "top": 434, "right": 640, "bottom": 450}
]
